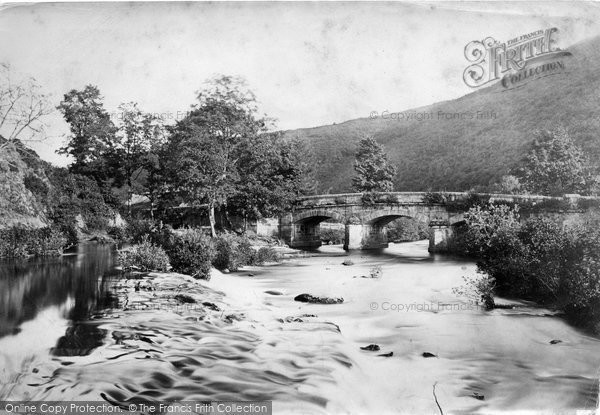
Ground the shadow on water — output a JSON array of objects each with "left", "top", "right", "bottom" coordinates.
[
  {"left": 313, "top": 240, "right": 474, "bottom": 265},
  {"left": 0, "top": 242, "right": 120, "bottom": 354}
]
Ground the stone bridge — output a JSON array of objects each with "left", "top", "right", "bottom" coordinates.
[{"left": 279, "top": 192, "right": 597, "bottom": 252}]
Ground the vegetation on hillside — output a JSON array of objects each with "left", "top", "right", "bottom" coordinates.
[{"left": 281, "top": 36, "right": 600, "bottom": 194}]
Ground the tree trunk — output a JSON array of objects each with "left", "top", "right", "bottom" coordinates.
[
  {"left": 208, "top": 203, "right": 217, "bottom": 237},
  {"left": 149, "top": 198, "right": 155, "bottom": 221},
  {"left": 223, "top": 205, "right": 235, "bottom": 233}
]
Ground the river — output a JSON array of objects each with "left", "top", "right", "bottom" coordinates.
[{"left": 0, "top": 241, "right": 599, "bottom": 414}]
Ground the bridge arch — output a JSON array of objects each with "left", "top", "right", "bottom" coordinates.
[{"left": 293, "top": 209, "right": 345, "bottom": 224}]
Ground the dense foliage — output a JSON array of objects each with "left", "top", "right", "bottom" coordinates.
[
  {"left": 212, "top": 232, "right": 255, "bottom": 271},
  {"left": 386, "top": 218, "right": 430, "bottom": 242},
  {"left": 163, "top": 228, "right": 216, "bottom": 280},
  {"left": 453, "top": 204, "right": 600, "bottom": 330},
  {"left": 0, "top": 226, "right": 67, "bottom": 258},
  {"left": 118, "top": 238, "right": 170, "bottom": 272},
  {"left": 163, "top": 77, "right": 316, "bottom": 235},
  {"left": 514, "top": 128, "right": 593, "bottom": 195}
]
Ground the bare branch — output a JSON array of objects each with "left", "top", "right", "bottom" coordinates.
[{"left": 0, "top": 62, "right": 52, "bottom": 147}]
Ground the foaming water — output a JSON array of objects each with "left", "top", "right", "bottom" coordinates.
[{"left": 1, "top": 241, "right": 599, "bottom": 414}]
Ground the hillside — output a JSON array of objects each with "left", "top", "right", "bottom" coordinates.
[
  {"left": 0, "top": 138, "right": 119, "bottom": 233},
  {"left": 282, "top": 36, "right": 600, "bottom": 193},
  {"left": 0, "top": 140, "right": 50, "bottom": 228}
]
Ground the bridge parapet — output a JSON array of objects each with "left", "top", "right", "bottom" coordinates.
[{"left": 294, "top": 192, "right": 600, "bottom": 211}]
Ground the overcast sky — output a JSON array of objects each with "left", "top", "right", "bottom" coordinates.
[{"left": 1, "top": 1, "right": 600, "bottom": 165}]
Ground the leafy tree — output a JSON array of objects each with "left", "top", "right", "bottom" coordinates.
[
  {"left": 515, "top": 128, "right": 591, "bottom": 195},
  {"left": 165, "top": 76, "right": 267, "bottom": 236},
  {"left": 112, "top": 102, "right": 166, "bottom": 215},
  {"left": 229, "top": 134, "right": 318, "bottom": 227},
  {"left": 352, "top": 136, "right": 396, "bottom": 193},
  {"left": 57, "top": 85, "right": 118, "bottom": 181}
]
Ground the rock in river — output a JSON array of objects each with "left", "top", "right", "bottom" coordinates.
[
  {"left": 360, "top": 344, "right": 380, "bottom": 351},
  {"left": 294, "top": 294, "right": 344, "bottom": 304}
]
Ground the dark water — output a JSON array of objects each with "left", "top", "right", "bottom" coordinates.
[
  {"left": 0, "top": 243, "right": 119, "bottom": 338},
  {"left": 1, "top": 242, "right": 599, "bottom": 414}
]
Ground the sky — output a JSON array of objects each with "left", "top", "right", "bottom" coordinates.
[{"left": 1, "top": 1, "right": 600, "bottom": 165}]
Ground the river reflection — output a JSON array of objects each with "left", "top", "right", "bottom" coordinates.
[{"left": 0, "top": 242, "right": 118, "bottom": 346}]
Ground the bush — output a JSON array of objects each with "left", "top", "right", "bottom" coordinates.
[
  {"left": 451, "top": 203, "right": 600, "bottom": 330},
  {"left": 422, "top": 192, "right": 447, "bottom": 205},
  {"left": 453, "top": 274, "right": 495, "bottom": 310},
  {"left": 118, "top": 238, "right": 170, "bottom": 272},
  {"left": 23, "top": 173, "right": 49, "bottom": 199},
  {"left": 386, "top": 218, "right": 430, "bottom": 242},
  {"left": 0, "top": 226, "right": 67, "bottom": 258},
  {"left": 107, "top": 226, "right": 128, "bottom": 244},
  {"left": 126, "top": 219, "right": 173, "bottom": 246},
  {"left": 578, "top": 199, "right": 600, "bottom": 210},
  {"left": 45, "top": 168, "right": 114, "bottom": 233},
  {"left": 445, "top": 193, "right": 490, "bottom": 212},
  {"left": 164, "top": 228, "right": 215, "bottom": 280},
  {"left": 255, "top": 246, "right": 281, "bottom": 264},
  {"left": 213, "top": 232, "right": 255, "bottom": 271}
]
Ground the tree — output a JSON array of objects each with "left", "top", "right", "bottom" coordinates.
[
  {"left": 352, "top": 136, "right": 396, "bottom": 193},
  {"left": 228, "top": 134, "right": 318, "bottom": 228},
  {"left": 515, "top": 128, "right": 591, "bottom": 195},
  {"left": 57, "top": 85, "right": 118, "bottom": 181},
  {"left": 0, "top": 63, "right": 52, "bottom": 150},
  {"left": 112, "top": 102, "right": 166, "bottom": 215},
  {"left": 166, "top": 76, "right": 267, "bottom": 236}
]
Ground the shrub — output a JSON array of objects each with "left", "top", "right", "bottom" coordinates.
[
  {"left": 375, "top": 194, "right": 398, "bottom": 204},
  {"left": 334, "top": 196, "right": 347, "bottom": 205},
  {"left": 369, "top": 265, "right": 382, "bottom": 279},
  {"left": 126, "top": 219, "right": 173, "bottom": 246},
  {"left": 453, "top": 274, "right": 496, "bottom": 310},
  {"left": 361, "top": 192, "right": 378, "bottom": 205},
  {"left": 164, "top": 228, "right": 215, "bottom": 280},
  {"left": 0, "top": 226, "right": 67, "bottom": 258},
  {"left": 107, "top": 226, "right": 128, "bottom": 244},
  {"left": 213, "top": 232, "right": 255, "bottom": 271},
  {"left": 423, "top": 192, "right": 447, "bottom": 205},
  {"left": 451, "top": 204, "right": 600, "bottom": 330},
  {"left": 49, "top": 212, "right": 79, "bottom": 247},
  {"left": 23, "top": 173, "right": 49, "bottom": 199},
  {"left": 118, "top": 238, "right": 170, "bottom": 272},
  {"left": 445, "top": 193, "right": 490, "bottom": 212},
  {"left": 255, "top": 246, "right": 281, "bottom": 264},
  {"left": 386, "top": 217, "right": 430, "bottom": 242},
  {"left": 578, "top": 198, "right": 600, "bottom": 210}
]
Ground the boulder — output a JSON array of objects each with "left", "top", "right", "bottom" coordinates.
[{"left": 294, "top": 293, "right": 344, "bottom": 304}]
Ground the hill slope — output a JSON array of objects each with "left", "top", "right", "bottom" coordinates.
[
  {"left": 282, "top": 36, "right": 600, "bottom": 193},
  {"left": 0, "top": 140, "right": 50, "bottom": 228}
]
